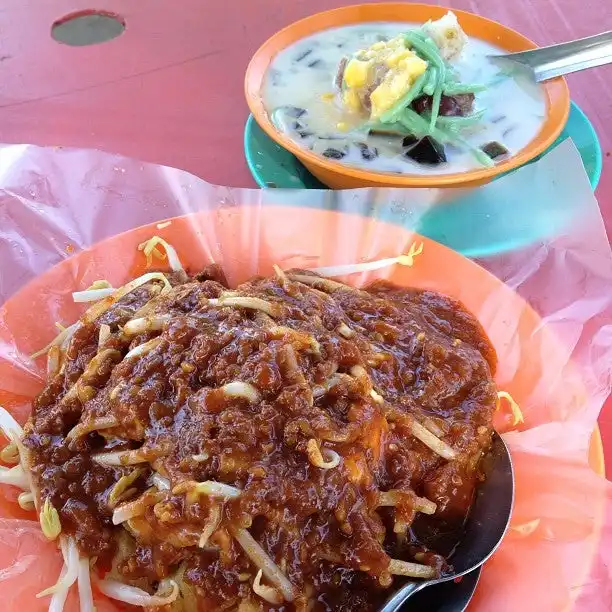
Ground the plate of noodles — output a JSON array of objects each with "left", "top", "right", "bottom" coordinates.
[{"left": 0, "top": 206, "right": 605, "bottom": 612}]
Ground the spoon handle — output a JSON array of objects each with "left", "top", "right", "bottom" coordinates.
[
  {"left": 494, "top": 31, "right": 612, "bottom": 81},
  {"left": 533, "top": 31, "right": 612, "bottom": 81}
]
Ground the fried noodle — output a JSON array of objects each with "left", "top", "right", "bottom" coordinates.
[{"left": 0, "top": 241, "right": 504, "bottom": 612}]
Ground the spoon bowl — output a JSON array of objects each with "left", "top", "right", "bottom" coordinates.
[
  {"left": 406, "top": 565, "right": 482, "bottom": 612},
  {"left": 379, "top": 431, "right": 514, "bottom": 612}
]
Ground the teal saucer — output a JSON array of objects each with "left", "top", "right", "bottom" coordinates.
[
  {"left": 244, "top": 102, "right": 602, "bottom": 257},
  {"left": 245, "top": 101, "right": 601, "bottom": 190}
]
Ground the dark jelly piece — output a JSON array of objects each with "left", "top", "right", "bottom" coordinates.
[
  {"left": 412, "top": 95, "right": 432, "bottom": 115},
  {"left": 284, "top": 106, "right": 307, "bottom": 119},
  {"left": 269, "top": 69, "right": 282, "bottom": 86},
  {"left": 291, "top": 121, "right": 313, "bottom": 138},
  {"left": 357, "top": 143, "right": 378, "bottom": 161},
  {"left": 295, "top": 49, "right": 313, "bottom": 62},
  {"left": 402, "top": 134, "right": 419, "bottom": 148},
  {"left": 412, "top": 94, "right": 475, "bottom": 117},
  {"left": 443, "top": 94, "right": 475, "bottom": 117},
  {"left": 404, "top": 137, "right": 447, "bottom": 165},
  {"left": 322, "top": 148, "right": 346, "bottom": 160},
  {"left": 335, "top": 57, "right": 348, "bottom": 90},
  {"left": 481, "top": 141, "right": 509, "bottom": 160}
]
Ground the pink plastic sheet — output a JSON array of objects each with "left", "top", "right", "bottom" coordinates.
[{"left": 0, "top": 140, "right": 610, "bottom": 611}]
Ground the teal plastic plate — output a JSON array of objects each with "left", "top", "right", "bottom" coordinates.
[{"left": 244, "top": 101, "right": 602, "bottom": 257}]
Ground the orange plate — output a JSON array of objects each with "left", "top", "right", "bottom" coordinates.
[
  {"left": 245, "top": 3, "right": 571, "bottom": 189},
  {"left": 0, "top": 207, "right": 603, "bottom": 610}
]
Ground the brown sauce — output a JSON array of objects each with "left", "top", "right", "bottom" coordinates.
[{"left": 23, "top": 268, "right": 497, "bottom": 611}]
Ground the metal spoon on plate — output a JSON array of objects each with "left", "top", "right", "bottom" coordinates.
[
  {"left": 489, "top": 30, "right": 612, "bottom": 81},
  {"left": 406, "top": 565, "right": 482, "bottom": 612},
  {"left": 379, "top": 431, "right": 514, "bottom": 612}
]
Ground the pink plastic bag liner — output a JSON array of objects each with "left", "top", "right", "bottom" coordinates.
[{"left": 0, "top": 140, "right": 610, "bottom": 611}]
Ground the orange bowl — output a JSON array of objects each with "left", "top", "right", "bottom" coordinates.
[{"left": 245, "top": 3, "right": 571, "bottom": 189}]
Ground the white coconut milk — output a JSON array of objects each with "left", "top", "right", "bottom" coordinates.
[{"left": 262, "top": 23, "right": 546, "bottom": 175}]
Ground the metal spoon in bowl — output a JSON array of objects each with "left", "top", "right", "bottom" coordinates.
[
  {"left": 405, "top": 564, "right": 482, "bottom": 612},
  {"left": 488, "top": 31, "right": 612, "bottom": 82},
  {"left": 379, "top": 431, "right": 514, "bottom": 612}
]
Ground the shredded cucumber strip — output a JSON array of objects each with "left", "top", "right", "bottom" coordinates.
[
  {"left": 403, "top": 31, "right": 447, "bottom": 129},
  {"left": 422, "top": 67, "right": 437, "bottom": 96},
  {"left": 434, "top": 109, "right": 486, "bottom": 129},
  {"left": 445, "top": 68, "right": 459, "bottom": 83},
  {"left": 448, "top": 134, "right": 496, "bottom": 167},
  {"left": 429, "top": 73, "right": 444, "bottom": 129},
  {"left": 442, "top": 82, "right": 487, "bottom": 95},
  {"left": 396, "top": 108, "right": 452, "bottom": 143}
]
